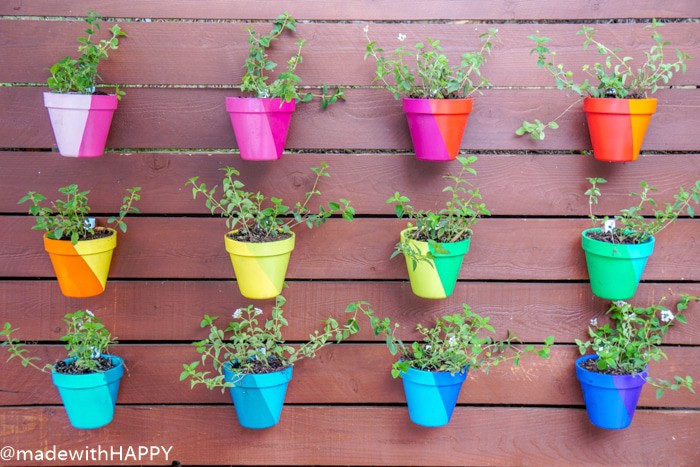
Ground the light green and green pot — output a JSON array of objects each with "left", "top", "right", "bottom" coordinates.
[
  {"left": 581, "top": 228, "right": 655, "bottom": 300},
  {"left": 400, "top": 228, "right": 470, "bottom": 299}
]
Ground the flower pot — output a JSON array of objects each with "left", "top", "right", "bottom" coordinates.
[
  {"left": 402, "top": 98, "right": 473, "bottom": 162},
  {"left": 223, "top": 363, "right": 293, "bottom": 429},
  {"left": 583, "top": 97, "right": 657, "bottom": 162},
  {"left": 581, "top": 228, "right": 655, "bottom": 300},
  {"left": 51, "top": 355, "right": 124, "bottom": 429},
  {"left": 575, "top": 355, "right": 648, "bottom": 430},
  {"left": 43, "top": 228, "right": 117, "bottom": 298},
  {"left": 401, "top": 366, "right": 468, "bottom": 427},
  {"left": 225, "top": 97, "right": 296, "bottom": 161},
  {"left": 43, "top": 92, "right": 118, "bottom": 157},
  {"left": 224, "top": 231, "right": 295, "bottom": 299},
  {"left": 400, "top": 227, "right": 470, "bottom": 299}
]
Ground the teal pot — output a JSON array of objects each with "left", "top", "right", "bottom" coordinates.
[
  {"left": 401, "top": 365, "right": 468, "bottom": 427},
  {"left": 224, "top": 363, "right": 293, "bottom": 429},
  {"left": 581, "top": 228, "right": 655, "bottom": 300},
  {"left": 51, "top": 354, "right": 124, "bottom": 429}
]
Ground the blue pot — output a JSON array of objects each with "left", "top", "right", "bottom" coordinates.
[
  {"left": 401, "top": 365, "right": 468, "bottom": 427},
  {"left": 575, "top": 355, "right": 648, "bottom": 430},
  {"left": 51, "top": 354, "right": 124, "bottom": 429},
  {"left": 224, "top": 363, "right": 293, "bottom": 429}
]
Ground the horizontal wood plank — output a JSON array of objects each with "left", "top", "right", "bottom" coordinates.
[
  {"left": 0, "top": 406, "right": 698, "bottom": 466},
  {"left": 1, "top": 88, "right": 699, "bottom": 151},
  {"left": 1, "top": 217, "right": 699, "bottom": 280}
]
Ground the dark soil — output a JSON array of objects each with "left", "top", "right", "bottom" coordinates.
[
  {"left": 56, "top": 226, "right": 114, "bottom": 242},
  {"left": 231, "top": 357, "right": 289, "bottom": 374},
  {"left": 227, "top": 227, "right": 292, "bottom": 243},
  {"left": 411, "top": 231, "right": 471, "bottom": 243},
  {"left": 579, "top": 358, "right": 640, "bottom": 376},
  {"left": 54, "top": 356, "right": 115, "bottom": 375},
  {"left": 586, "top": 230, "right": 645, "bottom": 245}
]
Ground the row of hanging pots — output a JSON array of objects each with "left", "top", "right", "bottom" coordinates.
[{"left": 44, "top": 92, "right": 657, "bottom": 162}]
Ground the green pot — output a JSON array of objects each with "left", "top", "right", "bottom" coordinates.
[
  {"left": 581, "top": 228, "right": 655, "bottom": 300},
  {"left": 400, "top": 227, "right": 470, "bottom": 299}
]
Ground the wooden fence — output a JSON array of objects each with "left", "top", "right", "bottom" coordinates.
[{"left": 0, "top": 1, "right": 699, "bottom": 465}]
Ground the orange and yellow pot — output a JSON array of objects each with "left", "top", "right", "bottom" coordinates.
[
  {"left": 43, "top": 229, "right": 117, "bottom": 298},
  {"left": 583, "top": 97, "right": 657, "bottom": 162},
  {"left": 224, "top": 231, "right": 295, "bottom": 300}
]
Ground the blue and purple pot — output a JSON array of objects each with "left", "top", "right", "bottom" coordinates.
[
  {"left": 401, "top": 365, "right": 468, "bottom": 427},
  {"left": 575, "top": 355, "right": 648, "bottom": 430}
]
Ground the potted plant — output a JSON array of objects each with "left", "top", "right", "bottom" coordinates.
[
  {"left": 19, "top": 184, "right": 141, "bottom": 297},
  {"left": 575, "top": 295, "right": 698, "bottom": 430},
  {"left": 180, "top": 295, "right": 361, "bottom": 429},
  {"left": 355, "top": 302, "right": 554, "bottom": 427},
  {"left": 1, "top": 310, "right": 124, "bottom": 429},
  {"left": 364, "top": 26, "right": 498, "bottom": 161},
  {"left": 386, "top": 156, "right": 489, "bottom": 299},
  {"left": 516, "top": 20, "right": 690, "bottom": 162},
  {"left": 44, "top": 10, "right": 126, "bottom": 157},
  {"left": 227, "top": 12, "right": 345, "bottom": 161},
  {"left": 583, "top": 177, "right": 700, "bottom": 300},
  {"left": 187, "top": 163, "right": 354, "bottom": 299}
]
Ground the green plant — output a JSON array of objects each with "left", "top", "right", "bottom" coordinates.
[
  {"left": 1, "top": 310, "right": 117, "bottom": 374},
  {"left": 47, "top": 10, "right": 126, "bottom": 99},
  {"left": 585, "top": 177, "right": 700, "bottom": 244},
  {"left": 364, "top": 26, "right": 498, "bottom": 99},
  {"left": 576, "top": 295, "right": 699, "bottom": 398},
  {"left": 19, "top": 185, "right": 141, "bottom": 245},
  {"left": 386, "top": 155, "right": 489, "bottom": 268},
  {"left": 186, "top": 163, "right": 354, "bottom": 242},
  {"left": 241, "top": 11, "right": 344, "bottom": 108},
  {"left": 354, "top": 302, "right": 553, "bottom": 377},
  {"left": 517, "top": 20, "right": 691, "bottom": 140},
  {"left": 180, "top": 295, "right": 361, "bottom": 390}
]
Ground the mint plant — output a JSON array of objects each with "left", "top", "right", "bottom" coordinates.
[
  {"left": 576, "top": 295, "right": 698, "bottom": 398},
  {"left": 19, "top": 185, "right": 141, "bottom": 245},
  {"left": 364, "top": 26, "right": 498, "bottom": 99},
  {"left": 47, "top": 10, "right": 126, "bottom": 99}
]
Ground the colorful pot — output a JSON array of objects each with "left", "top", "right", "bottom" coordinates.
[
  {"left": 224, "top": 231, "right": 295, "bottom": 299},
  {"left": 401, "top": 366, "right": 468, "bottom": 427},
  {"left": 43, "top": 228, "right": 117, "bottom": 298},
  {"left": 576, "top": 355, "right": 648, "bottom": 430},
  {"left": 400, "top": 227, "right": 470, "bottom": 299},
  {"left": 224, "top": 363, "right": 293, "bottom": 429},
  {"left": 225, "top": 97, "right": 296, "bottom": 161},
  {"left": 581, "top": 228, "right": 654, "bottom": 300},
  {"left": 583, "top": 97, "right": 657, "bottom": 162},
  {"left": 43, "top": 92, "right": 118, "bottom": 157},
  {"left": 402, "top": 98, "right": 472, "bottom": 162},
  {"left": 51, "top": 354, "right": 124, "bottom": 429}
]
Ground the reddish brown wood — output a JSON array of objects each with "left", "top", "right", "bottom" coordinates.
[
  {"left": 1, "top": 88, "right": 698, "bottom": 151},
  {"left": 0, "top": 406, "right": 698, "bottom": 466},
  {"left": 3, "top": 152, "right": 700, "bottom": 217}
]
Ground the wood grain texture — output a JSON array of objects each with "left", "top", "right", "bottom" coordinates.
[
  {"left": 1, "top": 0, "right": 698, "bottom": 20},
  {"left": 1, "top": 217, "right": 699, "bottom": 280},
  {"left": 0, "top": 406, "right": 698, "bottom": 466},
  {"left": 2, "top": 21, "right": 698, "bottom": 86},
  {"left": 2, "top": 88, "right": 699, "bottom": 151},
  {"left": 3, "top": 152, "right": 700, "bottom": 216},
  {"left": 1, "top": 281, "right": 698, "bottom": 344}
]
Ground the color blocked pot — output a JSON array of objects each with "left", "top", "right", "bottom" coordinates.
[
  {"left": 401, "top": 366, "right": 468, "bottom": 427},
  {"left": 581, "top": 228, "right": 655, "bottom": 300},
  {"left": 52, "top": 355, "right": 124, "bottom": 429},
  {"left": 583, "top": 98, "right": 657, "bottom": 162},
  {"left": 224, "top": 364, "right": 293, "bottom": 429},
  {"left": 43, "top": 228, "right": 117, "bottom": 298},
  {"left": 402, "top": 98, "right": 473, "bottom": 161},
  {"left": 224, "top": 231, "right": 295, "bottom": 299},
  {"left": 576, "top": 355, "right": 647, "bottom": 430},
  {"left": 401, "top": 228, "right": 470, "bottom": 299},
  {"left": 225, "top": 97, "right": 296, "bottom": 161},
  {"left": 43, "top": 92, "right": 118, "bottom": 157}
]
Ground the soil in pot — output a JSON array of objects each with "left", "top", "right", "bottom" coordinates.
[
  {"left": 585, "top": 230, "right": 645, "bottom": 245},
  {"left": 578, "top": 358, "right": 639, "bottom": 377},
  {"left": 226, "top": 228, "right": 292, "bottom": 244},
  {"left": 54, "top": 356, "right": 115, "bottom": 375},
  {"left": 228, "top": 357, "right": 289, "bottom": 375}
]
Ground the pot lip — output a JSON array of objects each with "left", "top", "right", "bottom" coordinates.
[
  {"left": 581, "top": 227, "right": 654, "bottom": 246},
  {"left": 575, "top": 354, "right": 648, "bottom": 378},
  {"left": 401, "top": 97, "right": 474, "bottom": 102},
  {"left": 43, "top": 227, "right": 117, "bottom": 243},
  {"left": 43, "top": 91, "right": 118, "bottom": 98},
  {"left": 583, "top": 96, "right": 657, "bottom": 114},
  {"left": 400, "top": 226, "right": 471, "bottom": 245},
  {"left": 225, "top": 229, "right": 296, "bottom": 244},
  {"left": 583, "top": 96, "right": 657, "bottom": 103},
  {"left": 402, "top": 96, "right": 473, "bottom": 114},
  {"left": 224, "top": 96, "right": 297, "bottom": 112},
  {"left": 51, "top": 354, "right": 125, "bottom": 388}
]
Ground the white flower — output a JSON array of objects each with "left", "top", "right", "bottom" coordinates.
[
  {"left": 363, "top": 25, "right": 369, "bottom": 34},
  {"left": 258, "top": 347, "right": 266, "bottom": 355},
  {"left": 398, "top": 33, "right": 407, "bottom": 42},
  {"left": 627, "top": 313, "right": 637, "bottom": 321},
  {"left": 425, "top": 345, "right": 432, "bottom": 351},
  {"left": 253, "top": 307, "right": 263, "bottom": 316},
  {"left": 590, "top": 318, "right": 598, "bottom": 327},
  {"left": 660, "top": 309, "right": 674, "bottom": 323},
  {"left": 85, "top": 309, "right": 95, "bottom": 317},
  {"left": 448, "top": 336, "right": 457, "bottom": 347},
  {"left": 597, "top": 346, "right": 604, "bottom": 353},
  {"left": 613, "top": 300, "right": 628, "bottom": 308},
  {"left": 232, "top": 308, "right": 243, "bottom": 319}
]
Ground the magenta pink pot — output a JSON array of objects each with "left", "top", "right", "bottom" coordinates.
[
  {"left": 43, "top": 92, "right": 118, "bottom": 157},
  {"left": 225, "top": 97, "right": 296, "bottom": 161},
  {"left": 402, "top": 98, "right": 473, "bottom": 161}
]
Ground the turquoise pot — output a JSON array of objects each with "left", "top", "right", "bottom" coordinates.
[
  {"left": 401, "top": 365, "right": 468, "bottom": 427},
  {"left": 224, "top": 363, "right": 293, "bottom": 429},
  {"left": 51, "top": 354, "right": 124, "bottom": 429}
]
